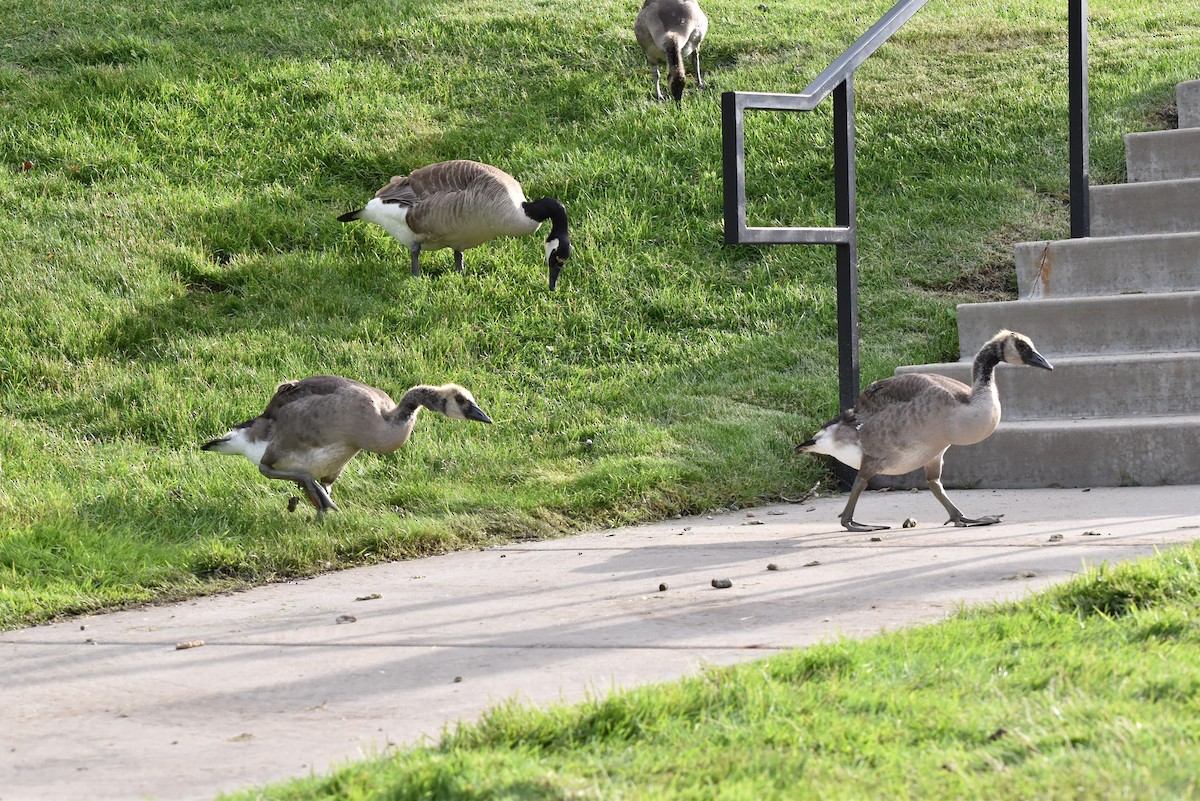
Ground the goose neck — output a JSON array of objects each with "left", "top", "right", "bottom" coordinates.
[
  {"left": 523, "top": 197, "right": 569, "bottom": 238},
  {"left": 971, "top": 343, "right": 1004, "bottom": 390}
]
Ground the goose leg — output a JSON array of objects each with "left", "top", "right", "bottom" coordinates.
[
  {"left": 651, "top": 66, "right": 664, "bottom": 101},
  {"left": 839, "top": 472, "right": 890, "bottom": 532},
  {"left": 258, "top": 465, "right": 340, "bottom": 520},
  {"left": 693, "top": 50, "right": 704, "bottom": 88},
  {"left": 409, "top": 245, "right": 421, "bottom": 277},
  {"left": 925, "top": 460, "right": 1002, "bottom": 527},
  {"left": 454, "top": 251, "right": 464, "bottom": 273}
]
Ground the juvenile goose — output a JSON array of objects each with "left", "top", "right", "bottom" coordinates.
[
  {"left": 634, "top": 0, "right": 708, "bottom": 104},
  {"left": 337, "top": 160, "right": 571, "bottom": 290},
  {"left": 796, "top": 330, "right": 1053, "bottom": 532},
  {"left": 202, "top": 376, "right": 492, "bottom": 519}
]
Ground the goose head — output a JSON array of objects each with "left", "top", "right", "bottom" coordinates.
[
  {"left": 995, "top": 330, "right": 1054, "bottom": 371},
  {"left": 428, "top": 384, "right": 493, "bottom": 424},
  {"left": 524, "top": 197, "right": 571, "bottom": 290},
  {"left": 670, "top": 73, "right": 686, "bottom": 105},
  {"left": 545, "top": 231, "right": 571, "bottom": 291}
]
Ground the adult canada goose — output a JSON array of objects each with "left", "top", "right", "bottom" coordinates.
[
  {"left": 796, "top": 330, "right": 1053, "bottom": 532},
  {"left": 337, "top": 160, "right": 571, "bottom": 290},
  {"left": 201, "top": 376, "right": 492, "bottom": 519},
  {"left": 634, "top": 0, "right": 708, "bottom": 104}
]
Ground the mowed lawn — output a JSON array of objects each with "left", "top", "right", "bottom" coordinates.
[{"left": 1, "top": 0, "right": 1198, "bottom": 632}]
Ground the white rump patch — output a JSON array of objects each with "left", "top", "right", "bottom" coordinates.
[{"left": 360, "top": 198, "right": 417, "bottom": 247}]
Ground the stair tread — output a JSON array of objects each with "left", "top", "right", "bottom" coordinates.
[
  {"left": 905, "top": 350, "right": 1200, "bottom": 367},
  {"left": 965, "top": 288, "right": 1200, "bottom": 311},
  {"left": 1015, "top": 230, "right": 1200, "bottom": 248},
  {"left": 991, "top": 414, "right": 1200, "bottom": 429}
]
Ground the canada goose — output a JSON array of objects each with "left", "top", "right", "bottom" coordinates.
[
  {"left": 337, "top": 160, "right": 571, "bottom": 290},
  {"left": 201, "top": 376, "right": 492, "bottom": 519},
  {"left": 796, "top": 330, "right": 1053, "bottom": 532},
  {"left": 634, "top": 0, "right": 708, "bottom": 104}
]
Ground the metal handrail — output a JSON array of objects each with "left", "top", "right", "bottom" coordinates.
[{"left": 792, "top": 0, "right": 932, "bottom": 110}]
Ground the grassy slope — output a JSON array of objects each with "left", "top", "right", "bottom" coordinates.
[
  {"left": 2, "top": 0, "right": 1199, "bottom": 627},
  {"left": 225, "top": 542, "right": 1200, "bottom": 800}
]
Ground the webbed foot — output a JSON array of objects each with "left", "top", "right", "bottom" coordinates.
[
  {"left": 946, "top": 514, "right": 1003, "bottom": 527},
  {"left": 843, "top": 519, "right": 890, "bottom": 533}
]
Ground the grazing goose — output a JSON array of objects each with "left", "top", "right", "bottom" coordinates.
[
  {"left": 337, "top": 160, "right": 572, "bottom": 290},
  {"left": 634, "top": 0, "right": 708, "bottom": 104},
  {"left": 796, "top": 330, "right": 1053, "bottom": 532},
  {"left": 202, "top": 376, "right": 492, "bottom": 519}
]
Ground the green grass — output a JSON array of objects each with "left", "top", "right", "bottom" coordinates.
[
  {"left": 2, "top": 0, "right": 1200, "bottom": 628},
  {"left": 222, "top": 542, "right": 1200, "bottom": 800}
]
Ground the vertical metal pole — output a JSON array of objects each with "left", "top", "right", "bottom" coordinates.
[
  {"left": 721, "top": 92, "right": 745, "bottom": 245},
  {"left": 833, "top": 77, "right": 860, "bottom": 490},
  {"left": 1069, "top": 0, "right": 1090, "bottom": 238}
]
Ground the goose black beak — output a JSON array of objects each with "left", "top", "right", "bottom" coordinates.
[
  {"left": 546, "top": 236, "right": 569, "bottom": 290},
  {"left": 466, "top": 405, "right": 493, "bottom": 424},
  {"left": 548, "top": 252, "right": 567, "bottom": 290},
  {"left": 1028, "top": 352, "right": 1054, "bottom": 371}
]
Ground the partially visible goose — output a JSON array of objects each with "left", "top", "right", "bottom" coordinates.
[
  {"left": 634, "top": 0, "right": 708, "bottom": 104},
  {"left": 337, "top": 160, "right": 571, "bottom": 290},
  {"left": 202, "top": 376, "right": 492, "bottom": 519},
  {"left": 796, "top": 330, "right": 1053, "bottom": 532}
]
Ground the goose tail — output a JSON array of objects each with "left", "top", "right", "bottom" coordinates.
[{"left": 337, "top": 208, "right": 363, "bottom": 223}]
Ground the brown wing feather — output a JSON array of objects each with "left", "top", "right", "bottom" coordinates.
[
  {"left": 393, "top": 160, "right": 534, "bottom": 248},
  {"left": 259, "top": 376, "right": 392, "bottom": 420},
  {"left": 373, "top": 176, "right": 420, "bottom": 207},
  {"left": 852, "top": 373, "right": 973, "bottom": 473},
  {"left": 858, "top": 373, "right": 969, "bottom": 411}
]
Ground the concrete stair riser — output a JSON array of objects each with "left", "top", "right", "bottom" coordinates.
[
  {"left": 873, "top": 416, "right": 1200, "bottom": 490},
  {"left": 956, "top": 291, "right": 1200, "bottom": 358},
  {"left": 1125, "top": 128, "right": 1200, "bottom": 182},
  {"left": 1179, "top": 80, "right": 1200, "bottom": 129},
  {"left": 893, "top": 352, "right": 1200, "bottom": 421},
  {"left": 1089, "top": 178, "right": 1200, "bottom": 237},
  {"left": 1013, "top": 232, "right": 1200, "bottom": 299}
]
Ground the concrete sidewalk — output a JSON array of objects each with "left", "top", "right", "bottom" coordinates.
[{"left": 2, "top": 486, "right": 1198, "bottom": 800}]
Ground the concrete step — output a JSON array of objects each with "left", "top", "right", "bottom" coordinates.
[
  {"left": 873, "top": 414, "right": 1200, "bottom": 490},
  {"left": 1180, "top": 79, "right": 1200, "bottom": 129},
  {"left": 1090, "top": 177, "right": 1200, "bottom": 236},
  {"left": 1013, "top": 232, "right": 1200, "bottom": 299},
  {"left": 894, "top": 351, "right": 1200, "bottom": 421},
  {"left": 956, "top": 290, "right": 1200, "bottom": 358},
  {"left": 1125, "top": 128, "right": 1200, "bottom": 182}
]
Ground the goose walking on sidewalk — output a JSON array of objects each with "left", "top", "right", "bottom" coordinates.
[{"left": 796, "top": 330, "right": 1053, "bottom": 532}]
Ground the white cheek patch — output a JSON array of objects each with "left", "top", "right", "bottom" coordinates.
[
  {"left": 544, "top": 237, "right": 559, "bottom": 263},
  {"left": 361, "top": 198, "right": 417, "bottom": 247}
]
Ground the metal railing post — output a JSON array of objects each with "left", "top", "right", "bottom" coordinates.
[
  {"left": 833, "top": 78, "right": 860, "bottom": 490},
  {"left": 1069, "top": 0, "right": 1090, "bottom": 238},
  {"left": 832, "top": 77, "right": 860, "bottom": 415}
]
